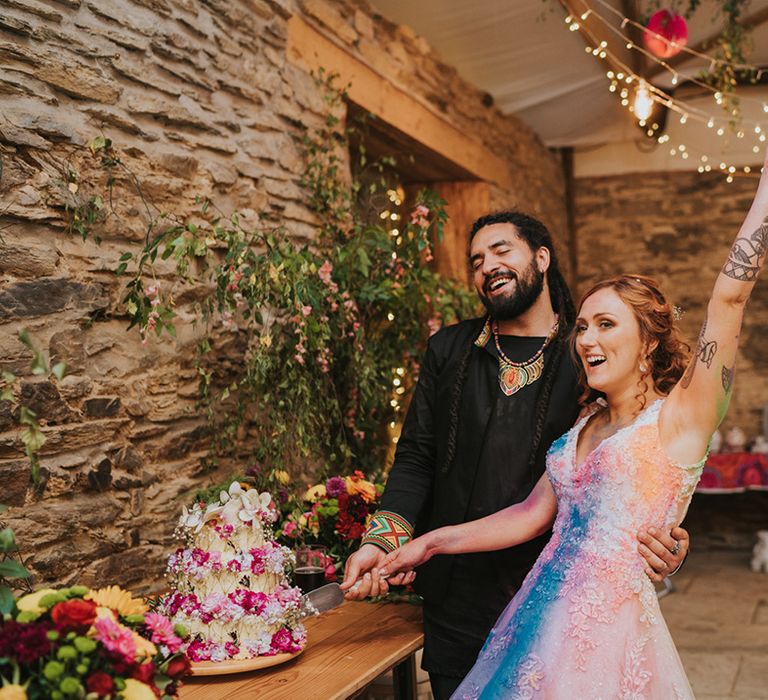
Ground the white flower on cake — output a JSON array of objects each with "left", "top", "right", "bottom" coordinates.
[
  {"left": 179, "top": 503, "right": 206, "bottom": 532},
  {"left": 213, "top": 482, "right": 275, "bottom": 526}
]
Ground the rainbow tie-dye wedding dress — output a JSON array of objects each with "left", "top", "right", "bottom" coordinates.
[{"left": 453, "top": 400, "right": 704, "bottom": 699}]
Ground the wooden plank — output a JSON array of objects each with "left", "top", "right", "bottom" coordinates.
[
  {"left": 287, "top": 15, "right": 512, "bottom": 190},
  {"left": 179, "top": 602, "right": 423, "bottom": 700},
  {"left": 429, "top": 181, "right": 490, "bottom": 289}
]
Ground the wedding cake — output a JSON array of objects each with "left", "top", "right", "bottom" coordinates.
[{"left": 159, "top": 482, "right": 306, "bottom": 662}]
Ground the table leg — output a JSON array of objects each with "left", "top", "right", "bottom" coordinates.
[{"left": 393, "top": 653, "right": 417, "bottom": 700}]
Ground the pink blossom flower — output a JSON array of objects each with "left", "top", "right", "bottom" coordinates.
[
  {"left": 410, "top": 204, "right": 430, "bottom": 224},
  {"left": 301, "top": 305, "right": 312, "bottom": 317},
  {"left": 283, "top": 521, "right": 298, "bottom": 538},
  {"left": 93, "top": 616, "right": 136, "bottom": 663},
  {"left": 318, "top": 260, "right": 333, "bottom": 284},
  {"left": 144, "top": 612, "right": 183, "bottom": 653}
]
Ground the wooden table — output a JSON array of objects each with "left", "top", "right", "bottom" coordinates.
[{"left": 179, "top": 601, "right": 424, "bottom": 700}]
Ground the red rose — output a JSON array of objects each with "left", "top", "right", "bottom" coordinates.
[
  {"left": 133, "top": 661, "right": 155, "bottom": 684},
  {"left": 51, "top": 598, "right": 97, "bottom": 633},
  {"left": 86, "top": 671, "right": 115, "bottom": 696},
  {"left": 165, "top": 654, "right": 192, "bottom": 679}
]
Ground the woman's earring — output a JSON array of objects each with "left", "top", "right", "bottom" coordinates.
[{"left": 639, "top": 360, "right": 648, "bottom": 373}]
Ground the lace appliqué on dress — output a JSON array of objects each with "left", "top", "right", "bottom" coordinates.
[
  {"left": 567, "top": 582, "right": 614, "bottom": 670},
  {"left": 619, "top": 635, "right": 652, "bottom": 699},
  {"left": 502, "top": 653, "right": 545, "bottom": 699}
]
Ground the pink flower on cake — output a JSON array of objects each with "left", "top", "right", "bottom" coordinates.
[
  {"left": 248, "top": 548, "right": 266, "bottom": 575},
  {"left": 275, "top": 585, "right": 302, "bottom": 608},
  {"left": 228, "top": 590, "right": 267, "bottom": 615},
  {"left": 270, "top": 627, "right": 304, "bottom": 654},
  {"left": 144, "top": 612, "right": 183, "bottom": 654},
  {"left": 226, "top": 558, "right": 243, "bottom": 573},
  {"left": 93, "top": 616, "right": 136, "bottom": 663}
]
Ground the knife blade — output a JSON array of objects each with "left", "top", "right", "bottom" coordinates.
[{"left": 299, "top": 582, "right": 345, "bottom": 617}]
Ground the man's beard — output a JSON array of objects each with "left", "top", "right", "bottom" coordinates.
[{"left": 479, "top": 261, "right": 545, "bottom": 321}]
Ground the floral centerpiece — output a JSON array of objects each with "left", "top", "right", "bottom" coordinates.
[
  {"left": 279, "top": 471, "right": 383, "bottom": 580},
  {"left": 0, "top": 585, "right": 190, "bottom": 700}
]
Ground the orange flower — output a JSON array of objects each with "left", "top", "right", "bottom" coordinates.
[{"left": 345, "top": 473, "right": 376, "bottom": 503}]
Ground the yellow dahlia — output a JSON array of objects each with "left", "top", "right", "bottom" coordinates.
[
  {"left": 132, "top": 630, "right": 157, "bottom": 659},
  {"left": 85, "top": 586, "right": 148, "bottom": 616},
  {"left": 303, "top": 484, "right": 327, "bottom": 502},
  {"left": 122, "top": 679, "right": 156, "bottom": 700},
  {"left": 0, "top": 685, "right": 27, "bottom": 700},
  {"left": 15, "top": 588, "right": 57, "bottom": 615}
]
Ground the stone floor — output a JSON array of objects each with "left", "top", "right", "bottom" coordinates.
[
  {"left": 363, "top": 549, "right": 768, "bottom": 699},
  {"left": 660, "top": 549, "right": 768, "bottom": 699}
]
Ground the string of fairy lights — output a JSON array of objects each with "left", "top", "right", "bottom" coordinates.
[
  {"left": 382, "top": 187, "right": 406, "bottom": 446},
  {"left": 563, "top": 1, "right": 767, "bottom": 181}
]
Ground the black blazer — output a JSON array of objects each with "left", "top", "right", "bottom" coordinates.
[{"left": 380, "top": 318, "right": 581, "bottom": 604}]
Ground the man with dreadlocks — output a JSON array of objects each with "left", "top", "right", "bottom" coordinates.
[{"left": 341, "top": 211, "right": 689, "bottom": 700}]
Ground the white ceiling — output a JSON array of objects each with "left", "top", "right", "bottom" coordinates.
[{"left": 371, "top": 0, "right": 768, "bottom": 174}]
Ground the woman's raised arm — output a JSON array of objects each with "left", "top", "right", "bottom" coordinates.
[{"left": 666, "top": 149, "right": 768, "bottom": 450}]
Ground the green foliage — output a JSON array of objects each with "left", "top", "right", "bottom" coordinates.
[
  {"left": 59, "top": 71, "right": 478, "bottom": 482},
  {"left": 1, "top": 332, "right": 68, "bottom": 486},
  {"left": 0, "top": 507, "right": 29, "bottom": 615}
]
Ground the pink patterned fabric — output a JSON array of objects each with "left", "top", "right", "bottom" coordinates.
[{"left": 453, "top": 400, "right": 702, "bottom": 699}]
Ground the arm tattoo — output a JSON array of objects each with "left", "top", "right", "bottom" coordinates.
[
  {"left": 721, "top": 364, "right": 735, "bottom": 394},
  {"left": 722, "top": 217, "right": 768, "bottom": 281},
  {"left": 681, "top": 317, "right": 718, "bottom": 389}
]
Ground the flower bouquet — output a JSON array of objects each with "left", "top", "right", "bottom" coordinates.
[
  {"left": 279, "top": 471, "right": 383, "bottom": 580},
  {"left": 0, "top": 585, "right": 190, "bottom": 699}
]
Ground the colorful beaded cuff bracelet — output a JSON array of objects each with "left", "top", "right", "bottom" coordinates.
[{"left": 361, "top": 510, "right": 414, "bottom": 553}]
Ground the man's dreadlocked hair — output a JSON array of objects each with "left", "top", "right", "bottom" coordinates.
[{"left": 442, "top": 211, "right": 576, "bottom": 474}]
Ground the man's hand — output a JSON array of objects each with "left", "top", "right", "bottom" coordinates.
[
  {"left": 340, "top": 544, "right": 390, "bottom": 599},
  {"left": 637, "top": 526, "right": 690, "bottom": 582}
]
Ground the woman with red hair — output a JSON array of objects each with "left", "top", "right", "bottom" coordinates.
[{"left": 380, "top": 152, "right": 768, "bottom": 697}]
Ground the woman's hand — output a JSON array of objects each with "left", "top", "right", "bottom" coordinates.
[{"left": 379, "top": 537, "right": 432, "bottom": 579}]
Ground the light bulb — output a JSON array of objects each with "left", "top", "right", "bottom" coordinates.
[{"left": 633, "top": 83, "right": 654, "bottom": 122}]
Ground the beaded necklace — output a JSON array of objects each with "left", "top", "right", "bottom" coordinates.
[{"left": 492, "top": 316, "right": 559, "bottom": 396}]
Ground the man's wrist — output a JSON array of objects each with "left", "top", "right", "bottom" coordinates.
[{"left": 361, "top": 510, "right": 413, "bottom": 553}]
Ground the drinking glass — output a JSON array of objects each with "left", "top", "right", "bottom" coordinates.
[{"left": 294, "top": 545, "right": 327, "bottom": 593}]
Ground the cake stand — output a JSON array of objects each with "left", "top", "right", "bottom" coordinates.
[{"left": 190, "top": 648, "right": 304, "bottom": 676}]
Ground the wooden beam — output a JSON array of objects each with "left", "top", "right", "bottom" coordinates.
[
  {"left": 287, "top": 15, "right": 513, "bottom": 190},
  {"left": 646, "top": 5, "right": 768, "bottom": 80}
]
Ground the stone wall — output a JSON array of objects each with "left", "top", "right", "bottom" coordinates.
[
  {"left": 0, "top": 0, "right": 566, "bottom": 590},
  {"left": 573, "top": 171, "right": 768, "bottom": 438}
]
